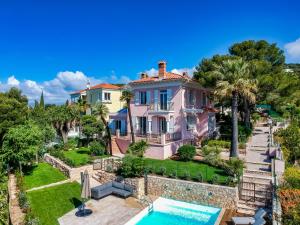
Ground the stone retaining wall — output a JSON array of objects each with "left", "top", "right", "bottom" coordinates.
[
  {"left": 44, "top": 154, "right": 72, "bottom": 178},
  {"left": 146, "top": 175, "right": 238, "bottom": 209}
]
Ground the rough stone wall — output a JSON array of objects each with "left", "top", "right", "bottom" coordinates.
[
  {"left": 124, "top": 177, "right": 145, "bottom": 199},
  {"left": 44, "top": 154, "right": 72, "bottom": 178},
  {"left": 146, "top": 175, "right": 238, "bottom": 209}
]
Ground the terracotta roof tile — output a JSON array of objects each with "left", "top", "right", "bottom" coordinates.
[
  {"left": 89, "top": 83, "right": 120, "bottom": 90},
  {"left": 70, "top": 89, "right": 86, "bottom": 94},
  {"left": 130, "top": 72, "right": 189, "bottom": 84}
]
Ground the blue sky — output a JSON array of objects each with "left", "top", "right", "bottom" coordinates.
[{"left": 0, "top": 0, "right": 300, "bottom": 104}]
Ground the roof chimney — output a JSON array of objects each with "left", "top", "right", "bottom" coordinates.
[
  {"left": 86, "top": 80, "right": 91, "bottom": 90},
  {"left": 158, "top": 61, "right": 167, "bottom": 78},
  {"left": 140, "top": 72, "right": 148, "bottom": 79}
]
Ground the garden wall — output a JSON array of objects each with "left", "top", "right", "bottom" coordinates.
[
  {"left": 44, "top": 154, "right": 73, "bottom": 178},
  {"left": 146, "top": 175, "right": 238, "bottom": 209}
]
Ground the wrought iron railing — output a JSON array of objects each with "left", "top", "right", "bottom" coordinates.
[{"left": 148, "top": 102, "right": 174, "bottom": 111}]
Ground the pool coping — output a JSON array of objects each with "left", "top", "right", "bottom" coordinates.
[
  {"left": 124, "top": 197, "right": 224, "bottom": 225},
  {"left": 214, "top": 208, "right": 225, "bottom": 225}
]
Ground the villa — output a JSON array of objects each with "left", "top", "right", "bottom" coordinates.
[
  {"left": 112, "top": 61, "right": 217, "bottom": 159},
  {"left": 69, "top": 83, "right": 125, "bottom": 137}
]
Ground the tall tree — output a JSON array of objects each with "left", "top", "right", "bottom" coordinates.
[
  {"left": 120, "top": 90, "right": 135, "bottom": 143},
  {"left": 93, "top": 103, "right": 112, "bottom": 155},
  {"left": 48, "top": 105, "right": 80, "bottom": 144},
  {"left": 0, "top": 121, "right": 44, "bottom": 171},
  {"left": 0, "top": 88, "right": 28, "bottom": 147},
  {"left": 212, "top": 59, "right": 257, "bottom": 157},
  {"left": 39, "top": 91, "right": 45, "bottom": 109},
  {"left": 81, "top": 115, "right": 98, "bottom": 145}
]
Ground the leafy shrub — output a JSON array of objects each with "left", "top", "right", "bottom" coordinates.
[
  {"left": 0, "top": 171, "right": 9, "bottom": 225},
  {"left": 225, "top": 157, "right": 245, "bottom": 178},
  {"left": 158, "top": 167, "right": 167, "bottom": 176},
  {"left": 201, "top": 146, "right": 221, "bottom": 166},
  {"left": 211, "top": 174, "right": 219, "bottom": 184},
  {"left": 207, "top": 140, "right": 230, "bottom": 148},
  {"left": 67, "top": 137, "right": 78, "bottom": 149},
  {"left": 144, "top": 166, "right": 153, "bottom": 174},
  {"left": 19, "top": 191, "right": 30, "bottom": 213},
  {"left": 180, "top": 170, "right": 191, "bottom": 180},
  {"left": 90, "top": 141, "right": 105, "bottom": 156},
  {"left": 168, "top": 170, "right": 177, "bottom": 179},
  {"left": 118, "top": 155, "right": 145, "bottom": 178},
  {"left": 194, "top": 172, "right": 203, "bottom": 182},
  {"left": 127, "top": 140, "right": 148, "bottom": 157},
  {"left": 284, "top": 167, "right": 300, "bottom": 188},
  {"left": 238, "top": 125, "right": 252, "bottom": 143},
  {"left": 178, "top": 145, "right": 196, "bottom": 161},
  {"left": 25, "top": 212, "right": 40, "bottom": 225},
  {"left": 238, "top": 142, "right": 246, "bottom": 149},
  {"left": 49, "top": 149, "right": 76, "bottom": 167},
  {"left": 225, "top": 177, "right": 235, "bottom": 186}
]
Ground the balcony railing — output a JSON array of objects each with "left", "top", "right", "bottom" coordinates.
[
  {"left": 148, "top": 102, "right": 174, "bottom": 112},
  {"left": 132, "top": 131, "right": 182, "bottom": 144},
  {"left": 183, "top": 104, "right": 204, "bottom": 114}
]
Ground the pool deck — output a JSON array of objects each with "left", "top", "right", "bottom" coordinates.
[{"left": 58, "top": 196, "right": 144, "bottom": 225}]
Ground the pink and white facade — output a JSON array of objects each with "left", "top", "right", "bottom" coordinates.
[{"left": 126, "top": 61, "right": 217, "bottom": 159}]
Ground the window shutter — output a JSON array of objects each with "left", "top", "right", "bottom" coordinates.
[
  {"left": 135, "top": 117, "right": 139, "bottom": 131},
  {"left": 154, "top": 90, "right": 158, "bottom": 110},
  {"left": 169, "top": 117, "right": 174, "bottom": 133},
  {"left": 146, "top": 91, "right": 151, "bottom": 105},
  {"left": 167, "top": 89, "right": 172, "bottom": 104},
  {"left": 121, "top": 120, "right": 126, "bottom": 134},
  {"left": 135, "top": 91, "right": 140, "bottom": 105},
  {"left": 132, "top": 116, "right": 136, "bottom": 132},
  {"left": 109, "top": 119, "right": 115, "bottom": 131}
]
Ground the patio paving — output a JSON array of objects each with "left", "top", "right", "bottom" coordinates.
[{"left": 58, "top": 196, "right": 144, "bottom": 225}]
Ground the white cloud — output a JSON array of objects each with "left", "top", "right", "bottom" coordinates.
[
  {"left": 7, "top": 76, "right": 20, "bottom": 86},
  {"left": 284, "top": 38, "right": 300, "bottom": 62},
  {"left": 0, "top": 71, "right": 130, "bottom": 105},
  {"left": 171, "top": 67, "right": 196, "bottom": 76},
  {"left": 143, "top": 68, "right": 158, "bottom": 76}
]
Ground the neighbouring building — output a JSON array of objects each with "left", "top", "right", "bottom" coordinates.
[
  {"left": 70, "top": 82, "right": 126, "bottom": 137},
  {"left": 113, "top": 61, "right": 217, "bottom": 159}
]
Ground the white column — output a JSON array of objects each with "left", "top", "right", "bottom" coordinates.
[
  {"left": 166, "top": 120, "right": 170, "bottom": 133},
  {"left": 148, "top": 120, "right": 152, "bottom": 134},
  {"left": 161, "top": 133, "right": 166, "bottom": 145}
]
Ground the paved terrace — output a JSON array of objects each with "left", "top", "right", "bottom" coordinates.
[{"left": 58, "top": 196, "right": 143, "bottom": 225}]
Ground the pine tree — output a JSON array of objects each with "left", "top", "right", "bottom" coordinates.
[{"left": 39, "top": 91, "right": 44, "bottom": 109}]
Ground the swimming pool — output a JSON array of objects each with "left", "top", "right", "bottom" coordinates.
[{"left": 125, "top": 197, "right": 221, "bottom": 225}]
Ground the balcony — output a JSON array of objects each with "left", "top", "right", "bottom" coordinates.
[
  {"left": 148, "top": 102, "right": 174, "bottom": 113},
  {"left": 134, "top": 131, "right": 182, "bottom": 145},
  {"left": 183, "top": 104, "right": 204, "bottom": 114}
]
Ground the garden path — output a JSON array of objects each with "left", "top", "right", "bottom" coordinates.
[
  {"left": 8, "top": 174, "right": 25, "bottom": 225},
  {"left": 26, "top": 179, "right": 71, "bottom": 192}
]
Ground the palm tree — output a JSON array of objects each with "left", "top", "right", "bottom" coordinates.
[
  {"left": 213, "top": 58, "right": 257, "bottom": 157},
  {"left": 120, "top": 90, "right": 135, "bottom": 143},
  {"left": 93, "top": 103, "right": 112, "bottom": 155}
]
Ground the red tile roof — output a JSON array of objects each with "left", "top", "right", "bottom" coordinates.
[
  {"left": 89, "top": 83, "right": 121, "bottom": 90},
  {"left": 130, "top": 72, "right": 190, "bottom": 84},
  {"left": 70, "top": 89, "right": 86, "bottom": 95},
  {"left": 71, "top": 83, "right": 120, "bottom": 94}
]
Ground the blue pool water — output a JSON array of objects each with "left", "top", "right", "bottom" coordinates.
[{"left": 131, "top": 198, "right": 221, "bottom": 225}]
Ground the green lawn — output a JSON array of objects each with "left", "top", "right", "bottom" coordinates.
[
  {"left": 27, "top": 182, "right": 81, "bottom": 225},
  {"left": 63, "top": 147, "right": 108, "bottom": 167},
  {"left": 23, "top": 163, "right": 67, "bottom": 190},
  {"left": 144, "top": 158, "right": 230, "bottom": 184}
]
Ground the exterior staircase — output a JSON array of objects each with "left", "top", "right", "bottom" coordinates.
[
  {"left": 237, "top": 169, "right": 273, "bottom": 215},
  {"left": 237, "top": 122, "right": 273, "bottom": 215}
]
